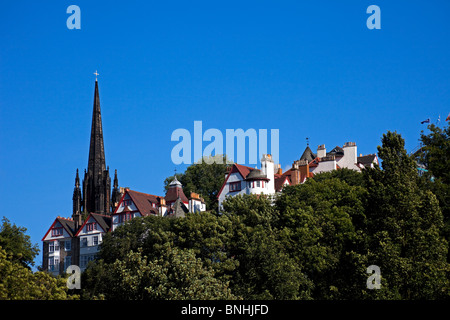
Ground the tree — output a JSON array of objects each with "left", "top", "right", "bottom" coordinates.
[
  {"left": 312, "top": 167, "right": 365, "bottom": 187},
  {"left": 83, "top": 244, "right": 236, "bottom": 300},
  {"left": 276, "top": 178, "right": 369, "bottom": 299},
  {"left": 164, "top": 155, "right": 231, "bottom": 212},
  {"left": 364, "top": 131, "right": 449, "bottom": 299},
  {"left": 0, "top": 246, "right": 76, "bottom": 300},
  {"left": 418, "top": 123, "right": 450, "bottom": 255},
  {"left": 419, "top": 123, "right": 450, "bottom": 184},
  {"left": 221, "top": 194, "right": 314, "bottom": 299},
  {"left": 0, "top": 217, "right": 39, "bottom": 269}
]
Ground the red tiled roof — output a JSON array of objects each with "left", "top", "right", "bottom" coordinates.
[
  {"left": 127, "top": 190, "right": 162, "bottom": 216},
  {"left": 165, "top": 186, "right": 189, "bottom": 204},
  {"left": 275, "top": 175, "right": 290, "bottom": 192},
  {"left": 233, "top": 163, "right": 255, "bottom": 179}
]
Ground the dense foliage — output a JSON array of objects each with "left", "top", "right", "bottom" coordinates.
[
  {"left": 163, "top": 155, "right": 231, "bottom": 212},
  {"left": 81, "top": 129, "right": 450, "bottom": 300},
  {"left": 0, "top": 218, "right": 77, "bottom": 300},
  {"left": 3, "top": 126, "right": 449, "bottom": 300}
]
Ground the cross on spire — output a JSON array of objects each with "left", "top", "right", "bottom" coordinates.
[{"left": 93, "top": 70, "right": 99, "bottom": 81}]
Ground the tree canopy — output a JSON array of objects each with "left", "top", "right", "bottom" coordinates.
[
  {"left": 163, "top": 155, "right": 231, "bottom": 212},
  {"left": 0, "top": 219, "right": 77, "bottom": 300},
  {"left": 0, "top": 217, "right": 39, "bottom": 269},
  {"left": 80, "top": 130, "right": 450, "bottom": 300}
]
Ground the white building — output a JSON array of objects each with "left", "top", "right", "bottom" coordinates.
[
  {"left": 218, "top": 142, "right": 379, "bottom": 210},
  {"left": 218, "top": 154, "right": 290, "bottom": 210}
]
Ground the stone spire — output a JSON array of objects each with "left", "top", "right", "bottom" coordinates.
[
  {"left": 72, "top": 169, "right": 82, "bottom": 215},
  {"left": 82, "top": 79, "right": 112, "bottom": 214},
  {"left": 87, "top": 79, "right": 106, "bottom": 176},
  {"left": 111, "top": 169, "right": 121, "bottom": 212}
]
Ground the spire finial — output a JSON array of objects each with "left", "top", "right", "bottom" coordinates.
[
  {"left": 93, "top": 70, "right": 99, "bottom": 81},
  {"left": 306, "top": 137, "right": 309, "bottom": 146},
  {"left": 113, "top": 169, "right": 118, "bottom": 188},
  {"left": 75, "top": 168, "right": 80, "bottom": 187}
]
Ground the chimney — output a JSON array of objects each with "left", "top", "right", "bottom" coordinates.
[
  {"left": 290, "top": 160, "right": 301, "bottom": 185},
  {"left": 277, "top": 164, "right": 282, "bottom": 175},
  {"left": 317, "top": 144, "right": 326, "bottom": 158},
  {"left": 343, "top": 142, "right": 357, "bottom": 164},
  {"left": 190, "top": 192, "right": 200, "bottom": 200},
  {"left": 298, "top": 160, "right": 310, "bottom": 183}
]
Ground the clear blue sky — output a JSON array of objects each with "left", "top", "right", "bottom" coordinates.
[{"left": 1, "top": 1, "right": 449, "bottom": 269}]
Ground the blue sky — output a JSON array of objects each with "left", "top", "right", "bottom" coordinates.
[{"left": 1, "top": 1, "right": 449, "bottom": 269}]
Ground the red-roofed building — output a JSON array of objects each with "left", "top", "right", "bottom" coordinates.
[
  {"left": 218, "top": 142, "right": 378, "bottom": 211},
  {"left": 112, "top": 178, "right": 206, "bottom": 231}
]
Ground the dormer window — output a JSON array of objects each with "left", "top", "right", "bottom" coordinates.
[
  {"left": 51, "top": 227, "right": 63, "bottom": 237},
  {"left": 229, "top": 181, "right": 241, "bottom": 192},
  {"left": 86, "top": 222, "right": 97, "bottom": 231}
]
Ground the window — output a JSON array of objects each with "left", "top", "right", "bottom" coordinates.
[
  {"left": 123, "top": 199, "right": 132, "bottom": 206},
  {"left": 65, "top": 240, "right": 71, "bottom": 251},
  {"left": 49, "top": 258, "right": 59, "bottom": 271},
  {"left": 93, "top": 236, "right": 99, "bottom": 246},
  {"left": 80, "top": 255, "right": 87, "bottom": 268},
  {"left": 49, "top": 242, "right": 54, "bottom": 252},
  {"left": 118, "top": 212, "right": 133, "bottom": 223},
  {"left": 64, "top": 256, "right": 71, "bottom": 271},
  {"left": 80, "top": 254, "right": 96, "bottom": 269},
  {"left": 257, "top": 181, "right": 260, "bottom": 188},
  {"left": 229, "top": 181, "right": 241, "bottom": 192},
  {"left": 81, "top": 237, "right": 88, "bottom": 247},
  {"left": 86, "top": 222, "right": 97, "bottom": 231},
  {"left": 51, "top": 227, "right": 63, "bottom": 237},
  {"left": 54, "top": 241, "right": 59, "bottom": 251}
]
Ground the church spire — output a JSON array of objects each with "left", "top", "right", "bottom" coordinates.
[
  {"left": 82, "top": 78, "right": 112, "bottom": 214},
  {"left": 87, "top": 79, "right": 106, "bottom": 176}
]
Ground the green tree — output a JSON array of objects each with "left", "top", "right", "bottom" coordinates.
[
  {"left": 418, "top": 123, "right": 450, "bottom": 255},
  {"left": 0, "top": 246, "right": 76, "bottom": 300},
  {"left": 419, "top": 123, "right": 450, "bottom": 184},
  {"left": 83, "top": 245, "right": 236, "bottom": 300},
  {"left": 364, "top": 131, "right": 449, "bottom": 299},
  {"left": 312, "top": 167, "right": 365, "bottom": 187},
  {"left": 276, "top": 178, "right": 369, "bottom": 299},
  {"left": 222, "top": 194, "right": 314, "bottom": 299},
  {"left": 0, "top": 217, "right": 39, "bottom": 269}
]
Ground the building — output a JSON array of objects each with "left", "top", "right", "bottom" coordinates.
[
  {"left": 218, "top": 142, "right": 378, "bottom": 210},
  {"left": 42, "top": 79, "right": 205, "bottom": 275},
  {"left": 111, "top": 182, "right": 206, "bottom": 232}
]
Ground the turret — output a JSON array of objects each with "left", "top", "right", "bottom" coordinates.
[{"left": 261, "top": 154, "right": 275, "bottom": 194}]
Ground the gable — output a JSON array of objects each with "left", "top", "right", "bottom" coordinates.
[
  {"left": 75, "top": 214, "right": 110, "bottom": 236},
  {"left": 218, "top": 164, "right": 255, "bottom": 199},
  {"left": 114, "top": 189, "right": 162, "bottom": 217},
  {"left": 42, "top": 218, "right": 74, "bottom": 241},
  {"left": 115, "top": 192, "right": 139, "bottom": 214}
]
